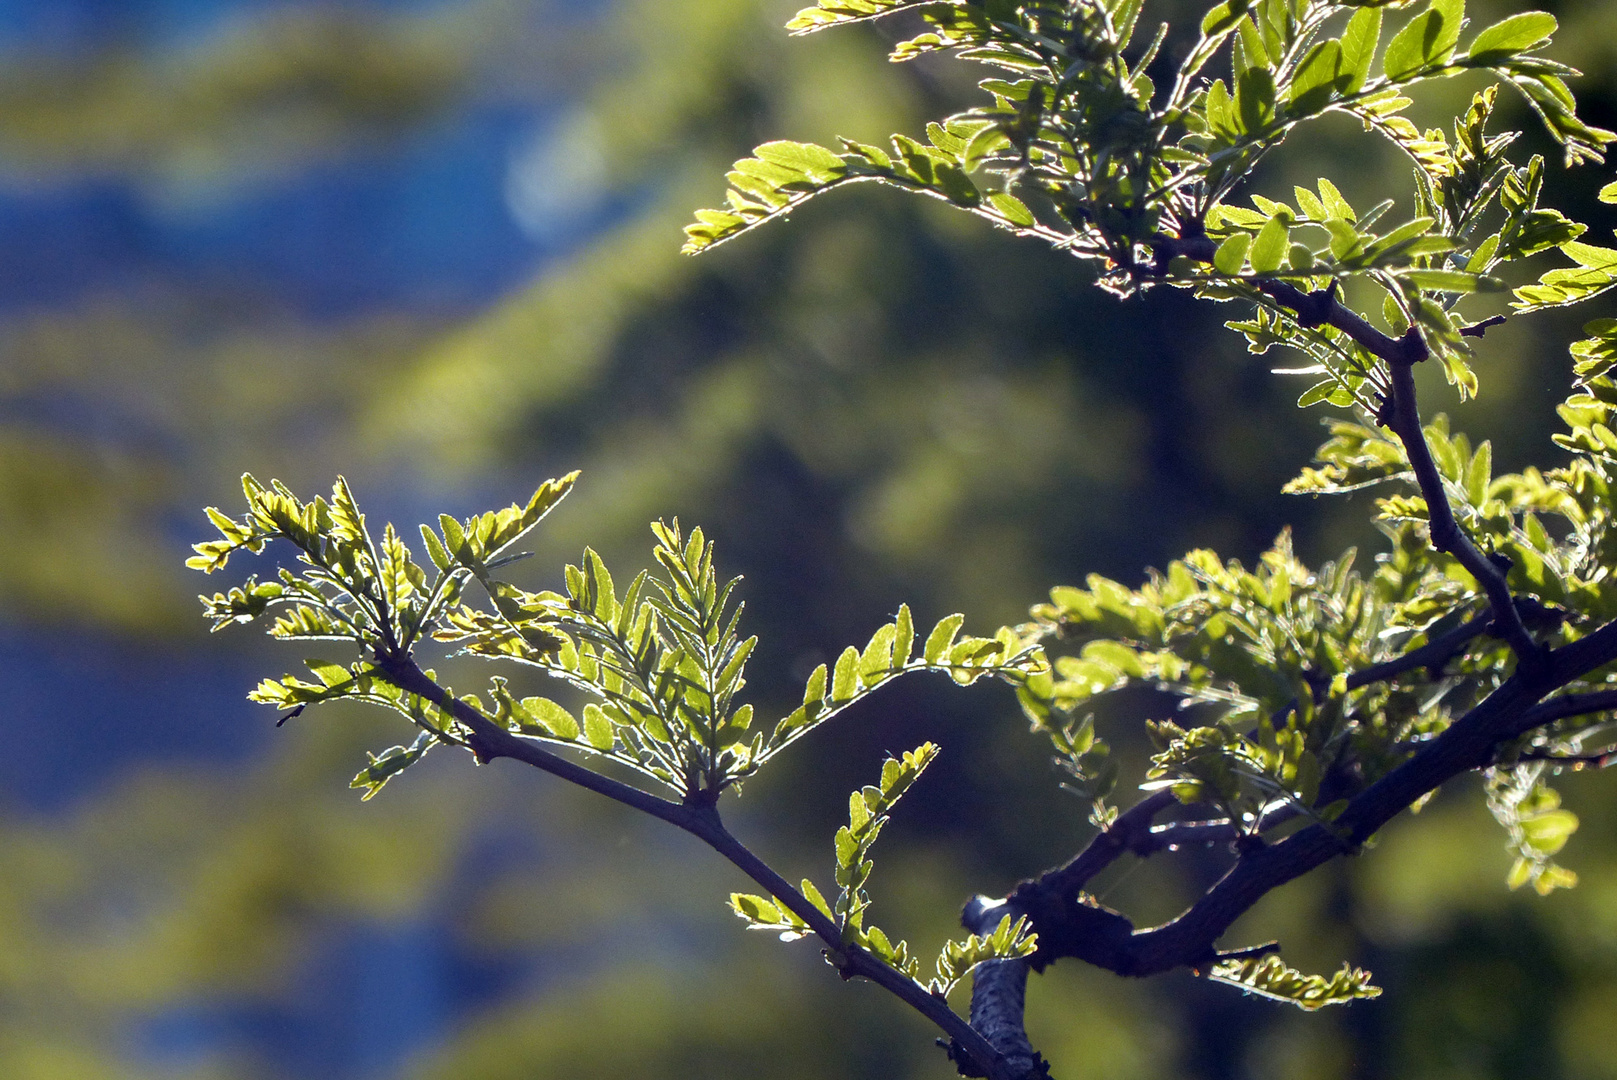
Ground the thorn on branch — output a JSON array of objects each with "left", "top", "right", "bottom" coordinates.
[
  {"left": 275, "top": 705, "right": 305, "bottom": 727},
  {"left": 1460, "top": 314, "right": 1508, "bottom": 338},
  {"left": 1375, "top": 392, "right": 1396, "bottom": 428}
]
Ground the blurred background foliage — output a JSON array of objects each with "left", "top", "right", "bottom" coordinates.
[{"left": 1, "top": 0, "right": 1615, "bottom": 1077}]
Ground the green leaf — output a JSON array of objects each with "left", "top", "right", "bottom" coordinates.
[
  {"left": 1288, "top": 40, "right": 1342, "bottom": 115},
  {"left": 893, "top": 603, "right": 915, "bottom": 666},
  {"left": 1205, "top": 78, "right": 1237, "bottom": 140},
  {"left": 834, "top": 825, "right": 858, "bottom": 868},
  {"left": 1467, "top": 11, "right": 1556, "bottom": 62},
  {"left": 584, "top": 547, "right": 617, "bottom": 623},
  {"left": 419, "top": 524, "right": 451, "bottom": 572},
  {"left": 349, "top": 731, "right": 433, "bottom": 801},
  {"left": 1400, "top": 268, "right": 1498, "bottom": 293},
  {"left": 1298, "top": 379, "right": 1340, "bottom": 408},
  {"left": 1384, "top": 0, "right": 1464, "bottom": 80},
  {"left": 802, "top": 878, "right": 834, "bottom": 919},
  {"left": 924, "top": 613, "right": 966, "bottom": 663},
  {"left": 1249, "top": 214, "right": 1290, "bottom": 274},
  {"left": 754, "top": 139, "right": 850, "bottom": 184},
  {"left": 785, "top": 0, "right": 926, "bottom": 34},
  {"left": 1200, "top": 0, "right": 1244, "bottom": 37},
  {"left": 1514, "top": 241, "right": 1617, "bottom": 310},
  {"left": 1521, "top": 808, "right": 1578, "bottom": 855},
  {"left": 582, "top": 704, "right": 615, "bottom": 750},
  {"left": 731, "top": 893, "right": 782, "bottom": 924},
  {"left": 929, "top": 914, "right": 1037, "bottom": 998},
  {"left": 1214, "top": 233, "right": 1251, "bottom": 275},
  {"left": 1207, "top": 955, "right": 1382, "bottom": 1010},
  {"left": 1339, "top": 7, "right": 1382, "bottom": 95},
  {"left": 859, "top": 624, "right": 897, "bottom": 680},
  {"left": 729, "top": 892, "right": 812, "bottom": 940},
  {"left": 1464, "top": 440, "right": 1492, "bottom": 506},
  {"left": 987, "top": 192, "right": 1036, "bottom": 228},
  {"left": 306, "top": 658, "right": 353, "bottom": 689},
  {"left": 831, "top": 646, "right": 861, "bottom": 702},
  {"left": 1316, "top": 177, "right": 1357, "bottom": 222},
  {"left": 1235, "top": 66, "right": 1277, "bottom": 134},
  {"left": 515, "top": 696, "right": 581, "bottom": 740}
]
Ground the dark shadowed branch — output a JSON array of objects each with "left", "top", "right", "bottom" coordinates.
[{"left": 968, "top": 610, "right": 1617, "bottom": 1003}]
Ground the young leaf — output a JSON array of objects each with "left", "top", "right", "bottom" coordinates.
[
  {"left": 1467, "top": 11, "right": 1556, "bottom": 63},
  {"left": 1206, "top": 955, "right": 1382, "bottom": 1010},
  {"left": 1339, "top": 7, "right": 1382, "bottom": 95},
  {"left": 924, "top": 614, "right": 966, "bottom": 663},
  {"left": 349, "top": 731, "right": 434, "bottom": 801}
]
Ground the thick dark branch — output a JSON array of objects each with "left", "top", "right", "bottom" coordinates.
[
  {"left": 371, "top": 654, "right": 1019, "bottom": 1080},
  {"left": 953, "top": 898, "right": 1047, "bottom": 1080},
  {"left": 994, "top": 615, "right": 1617, "bottom": 981},
  {"left": 1039, "top": 789, "right": 1179, "bottom": 900}
]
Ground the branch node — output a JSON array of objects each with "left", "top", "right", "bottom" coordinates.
[
  {"left": 1296, "top": 281, "right": 1338, "bottom": 328},
  {"left": 1399, "top": 325, "right": 1429, "bottom": 365}
]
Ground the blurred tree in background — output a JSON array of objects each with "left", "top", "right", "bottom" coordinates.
[{"left": 0, "top": 1, "right": 1615, "bottom": 1078}]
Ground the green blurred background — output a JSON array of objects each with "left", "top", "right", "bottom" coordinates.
[{"left": 1, "top": 0, "right": 1615, "bottom": 1077}]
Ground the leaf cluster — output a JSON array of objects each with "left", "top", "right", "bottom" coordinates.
[
  {"left": 194, "top": 475, "right": 1043, "bottom": 805},
  {"left": 686, "top": 0, "right": 1616, "bottom": 409},
  {"left": 1020, "top": 531, "right": 1433, "bottom": 827}
]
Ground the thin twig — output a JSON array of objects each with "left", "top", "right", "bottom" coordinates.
[
  {"left": 1381, "top": 354, "right": 1546, "bottom": 674},
  {"left": 1513, "top": 688, "right": 1617, "bottom": 727},
  {"left": 1345, "top": 611, "right": 1494, "bottom": 688},
  {"left": 1513, "top": 750, "right": 1616, "bottom": 767}
]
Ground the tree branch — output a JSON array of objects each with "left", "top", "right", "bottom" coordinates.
[
  {"left": 981, "top": 614, "right": 1617, "bottom": 986},
  {"left": 1381, "top": 353, "right": 1546, "bottom": 674},
  {"left": 370, "top": 653, "right": 1021, "bottom": 1080},
  {"left": 1039, "top": 789, "right": 1179, "bottom": 900},
  {"left": 1152, "top": 240, "right": 1550, "bottom": 675},
  {"left": 953, "top": 897, "right": 1047, "bottom": 1080},
  {"left": 1513, "top": 688, "right": 1617, "bottom": 728},
  {"left": 1345, "top": 610, "right": 1495, "bottom": 689}
]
